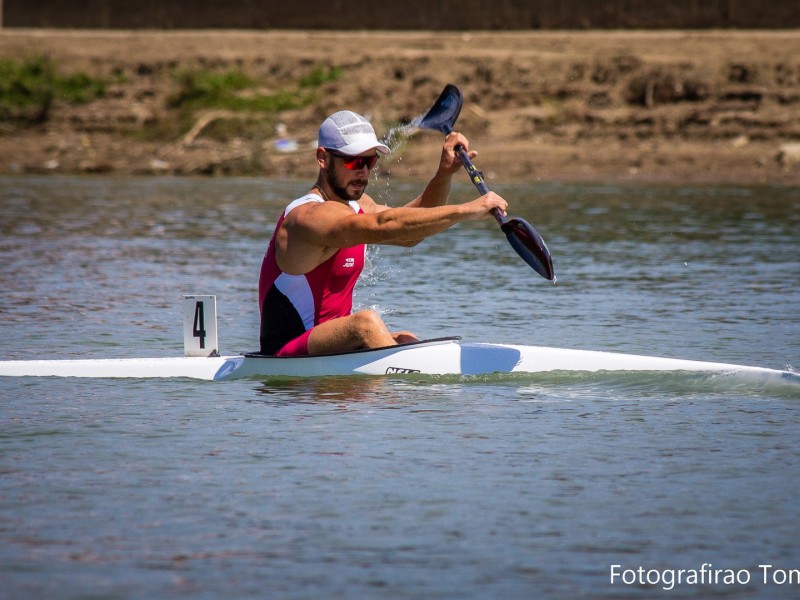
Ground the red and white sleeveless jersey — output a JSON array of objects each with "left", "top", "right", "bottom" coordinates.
[{"left": 258, "top": 194, "right": 365, "bottom": 354}]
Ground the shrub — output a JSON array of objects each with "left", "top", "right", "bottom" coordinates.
[{"left": 0, "top": 56, "right": 107, "bottom": 122}]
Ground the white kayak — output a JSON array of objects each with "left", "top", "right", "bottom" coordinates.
[{"left": 1, "top": 337, "right": 798, "bottom": 385}]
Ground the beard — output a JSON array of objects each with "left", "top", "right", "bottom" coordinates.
[{"left": 325, "top": 166, "right": 368, "bottom": 201}]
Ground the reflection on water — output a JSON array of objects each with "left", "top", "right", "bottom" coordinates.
[
  {"left": 253, "top": 376, "right": 397, "bottom": 405},
  {"left": 250, "top": 369, "right": 800, "bottom": 406}
]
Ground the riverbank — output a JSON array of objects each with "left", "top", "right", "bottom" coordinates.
[{"left": 1, "top": 29, "right": 799, "bottom": 185}]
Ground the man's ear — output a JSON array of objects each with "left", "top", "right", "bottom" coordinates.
[{"left": 316, "top": 148, "right": 327, "bottom": 168}]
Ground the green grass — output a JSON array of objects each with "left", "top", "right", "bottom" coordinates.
[
  {"left": 298, "top": 65, "right": 342, "bottom": 88},
  {"left": 167, "top": 64, "right": 343, "bottom": 113},
  {"left": 167, "top": 69, "right": 256, "bottom": 110},
  {"left": 0, "top": 56, "right": 107, "bottom": 122}
]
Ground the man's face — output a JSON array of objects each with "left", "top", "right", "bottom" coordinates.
[{"left": 324, "top": 150, "right": 379, "bottom": 200}]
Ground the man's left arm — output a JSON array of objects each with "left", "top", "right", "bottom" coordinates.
[{"left": 405, "top": 132, "right": 477, "bottom": 209}]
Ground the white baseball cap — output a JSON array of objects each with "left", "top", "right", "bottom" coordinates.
[{"left": 318, "top": 111, "right": 390, "bottom": 156}]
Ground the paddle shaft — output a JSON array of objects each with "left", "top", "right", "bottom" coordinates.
[{"left": 443, "top": 125, "right": 507, "bottom": 227}]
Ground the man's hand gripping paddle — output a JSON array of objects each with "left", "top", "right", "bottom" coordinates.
[{"left": 415, "top": 84, "right": 556, "bottom": 283}]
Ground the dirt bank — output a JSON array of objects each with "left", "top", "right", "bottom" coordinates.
[{"left": 1, "top": 29, "right": 799, "bottom": 185}]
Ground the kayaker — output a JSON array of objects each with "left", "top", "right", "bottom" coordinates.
[{"left": 258, "top": 110, "right": 507, "bottom": 356}]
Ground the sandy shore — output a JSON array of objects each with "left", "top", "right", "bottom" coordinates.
[{"left": 1, "top": 29, "right": 799, "bottom": 185}]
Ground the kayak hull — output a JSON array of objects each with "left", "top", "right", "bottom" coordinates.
[{"left": 1, "top": 337, "right": 797, "bottom": 385}]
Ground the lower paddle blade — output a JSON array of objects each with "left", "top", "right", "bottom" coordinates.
[
  {"left": 414, "top": 84, "right": 463, "bottom": 134},
  {"left": 501, "top": 217, "right": 556, "bottom": 282}
]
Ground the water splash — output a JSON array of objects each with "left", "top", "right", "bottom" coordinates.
[
  {"left": 353, "top": 245, "right": 394, "bottom": 317},
  {"left": 384, "top": 121, "right": 417, "bottom": 150},
  {"left": 371, "top": 120, "right": 422, "bottom": 206}
]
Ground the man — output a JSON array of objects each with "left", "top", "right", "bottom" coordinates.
[{"left": 258, "top": 110, "right": 508, "bottom": 356}]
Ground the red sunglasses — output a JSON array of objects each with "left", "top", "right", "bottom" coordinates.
[{"left": 326, "top": 149, "right": 379, "bottom": 171}]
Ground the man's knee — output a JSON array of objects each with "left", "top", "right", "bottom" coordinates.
[
  {"left": 336, "top": 310, "right": 397, "bottom": 349},
  {"left": 351, "top": 310, "right": 385, "bottom": 335}
]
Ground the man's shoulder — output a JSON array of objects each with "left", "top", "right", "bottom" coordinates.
[
  {"left": 285, "top": 193, "right": 324, "bottom": 216},
  {"left": 284, "top": 195, "right": 359, "bottom": 229}
]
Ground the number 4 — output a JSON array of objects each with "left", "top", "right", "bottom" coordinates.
[{"left": 193, "top": 301, "right": 206, "bottom": 349}]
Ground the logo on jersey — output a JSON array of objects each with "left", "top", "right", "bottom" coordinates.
[{"left": 343, "top": 257, "right": 356, "bottom": 268}]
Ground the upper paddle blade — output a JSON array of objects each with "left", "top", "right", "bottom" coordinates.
[
  {"left": 414, "top": 84, "right": 463, "bottom": 134},
  {"left": 500, "top": 217, "right": 556, "bottom": 282}
]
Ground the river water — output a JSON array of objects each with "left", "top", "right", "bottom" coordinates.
[{"left": 1, "top": 175, "right": 799, "bottom": 599}]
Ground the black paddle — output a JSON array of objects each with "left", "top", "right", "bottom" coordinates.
[{"left": 414, "top": 84, "right": 556, "bottom": 282}]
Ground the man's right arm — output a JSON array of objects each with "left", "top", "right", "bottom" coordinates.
[{"left": 283, "top": 192, "right": 507, "bottom": 253}]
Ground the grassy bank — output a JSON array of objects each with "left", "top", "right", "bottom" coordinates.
[{"left": 0, "top": 30, "right": 798, "bottom": 184}]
